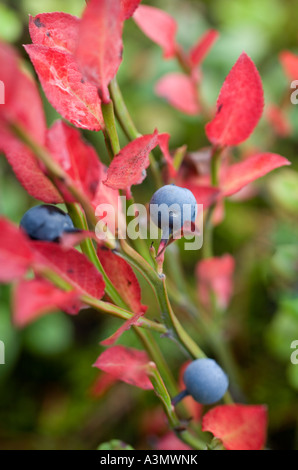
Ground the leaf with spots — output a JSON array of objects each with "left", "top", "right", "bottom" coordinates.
[
  {"left": 29, "top": 13, "right": 80, "bottom": 54},
  {"left": 31, "top": 241, "right": 105, "bottom": 299},
  {"left": 13, "top": 278, "right": 80, "bottom": 327},
  {"left": 75, "top": 0, "right": 124, "bottom": 103},
  {"left": 202, "top": 404, "right": 268, "bottom": 450},
  {"left": 104, "top": 130, "right": 159, "bottom": 196},
  {"left": 206, "top": 53, "right": 264, "bottom": 147},
  {"left": 25, "top": 44, "right": 103, "bottom": 131},
  {"left": 94, "top": 345, "right": 154, "bottom": 390},
  {"left": 0, "top": 218, "right": 33, "bottom": 283},
  {"left": 133, "top": 5, "right": 177, "bottom": 59},
  {"left": 46, "top": 120, "right": 101, "bottom": 202},
  {"left": 155, "top": 73, "right": 200, "bottom": 115}
]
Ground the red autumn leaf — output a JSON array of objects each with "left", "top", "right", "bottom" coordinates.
[
  {"left": 205, "top": 52, "right": 264, "bottom": 147},
  {"left": 97, "top": 247, "right": 147, "bottom": 315},
  {"left": 25, "top": 44, "right": 103, "bottom": 131},
  {"left": 121, "top": 0, "right": 142, "bottom": 19},
  {"left": 101, "top": 311, "right": 145, "bottom": 346},
  {"left": 46, "top": 120, "right": 101, "bottom": 202},
  {"left": 196, "top": 254, "right": 235, "bottom": 310},
  {"left": 266, "top": 104, "right": 292, "bottom": 137},
  {"left": 93, "top": 345, "right": 154, "bottom": 390},
  {"left": 202, "top": 404, "right": 268, "bottom": 450},
  {"left": 156, "top": 433, "right": 191, "bottom": 451},
  {"left": 189, "top": 29, "right": 219, "bottom": 68},
  {"left": 279, "top": 51, "right": 298, "bottom": 81},
  {"left": 13, "top": 278, "right": 80, "bottom": 327},
  {"left": 75, "top": 0, "right": 124, "bottom": 103},
  {"left": 104, "top": 130, "right": 159, "bottom": 196},
  {"left": 0, "top": 218, "right": 33, "bottom": 282},
  {"left": 133, "top": 5, "right": 177, "bottom": 59},
  {"left": 221, "top": 152, "right": 291, "bottom": 197},
  {"left": 181, "top": 183, "right": 219, "bottom": 210},
  {"left": 155, "top": 73, "right": 200, "bottom": 115},
  {"left": 90, "top": 372, "right": 117, "bottom": 398},
  {"left": 31, "top": 242, "right": 105, "bottom": 299},
  {"left": 0, "top": 42, "right": 62, "bottom": 203},
  {"left": 157, "top": 133, "right": 176, "bottom": 178},
  {"left": 29, "top": 13, "right": 80, "bottom": 54}
]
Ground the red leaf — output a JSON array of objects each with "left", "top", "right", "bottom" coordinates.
[
  {"left": 97, "top": 245, "right": 147, "bottom": 314},
  {"left": 196, "top": 255, "right": 235, "bottom": 310},
  {"left": 3, "top": 141, "right": 63, "bottom": 203},
  {"left": 93, "top": 345, "right": 154, "bottom": 390},
  {"left": 90, "top": 372, "right": 117, "bottom": 398},
  {"left": 46, "top": 120, "right": 101, "bottom": 202},
  {"left": 202, "top": 404, "right": 268, "bottom": 450},
  {"left": 97, "top": 247, "right": 146, "bottom": 315},
  {"left": 158, "top": 133, "right": 176, "bottom": 178},
  {"left": 181, "top": 183, "right": 219, "bottom": 210},
  {"left": 29, "top": 13, "right": 80, "bottom": 54},
  {"left": 155, "top": 73, "right": 200, "bottom": 115},
  {"left": 101, "top": 311, "right": 145, "bottom": 346},
  {"left": 31, "top": 242, "right": 105, "bottom": 299},
  {"left": 266, "top": 104, "right": 292, "bottom": 137},
  {"left": 189, "top": 29, "right": 219, "bottom": 68},
  {"left": 104, "top": 130, "right": 159, "bottom": 195},
  {"left": 133, "top": 5, "right": 177, "bottom": 59},
  {"left": 25, "top": 44, "right": 103, "bottom": 131},
  {"left": 279, "top": 51, "right": 298, "bottom": 81},
  {"left": 121, "top": 0, "right": 142, "bottom": 19},
  {"left": 0, "top": 41, "right": 62, "bottom": 203},
  {"left": 206, "top": 53, "right": 264, "bottom": 147},
  {"left": 13, "top": 278, "right": 80, "bottom": 327},
  {"left": 0, "top": 218, "right": 33, "bottom": 282},
  {"left": 221, "top": 152, "right": 291, "bottom": 197},
  {"left": 156, "top": 433, "right": 191, "bottom": 451},
  {"left": 75, "top": 0, "right": 124, "bottom": 103}
]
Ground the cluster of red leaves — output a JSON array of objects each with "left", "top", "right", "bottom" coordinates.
[{"left": 0, "top": 0, "right": 292, "bottom": 451}]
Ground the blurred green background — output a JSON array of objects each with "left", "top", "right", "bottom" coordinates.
[{"left": 0, "top": 0, "right": 298, "bottom": 450}]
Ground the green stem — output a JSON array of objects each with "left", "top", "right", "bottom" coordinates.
[
  {"left": 66, "top": 203, "right": 131, "bottom": 309},
  {"left": 101, "top": 101, "right": 121, "bottom": 155},
  {"left": 109, "top": 77, "right": 162, "bottom": 188},
  {"left": 119, "top": 239, "right": 206, "bottom": 359},
  {"left": 109, "top": 77, "right": 139, "bottom": 141},
  {"left": 147, "top": 364, "right": 207, "bottom": 450}
]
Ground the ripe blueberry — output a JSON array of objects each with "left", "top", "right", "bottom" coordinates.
[
  {"left": 149, "top": 185, "right": 197, "bottom": 238},
  {"left": 20, "top": 205, "right": 75, "bottom": 242},
  {"left": 183, "top": 358, "right": 229, "bottom": 405}
]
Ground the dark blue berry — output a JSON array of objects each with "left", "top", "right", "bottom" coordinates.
[
  {"left": 149, "top": 184, "right": 197, "bottom": 238},
  {"left": 183, "top": 358, "right": 229, "bottom": 405},
  {"left": 20, "top": 205, "right": 75, "bottom": 242}
]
